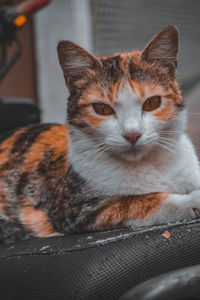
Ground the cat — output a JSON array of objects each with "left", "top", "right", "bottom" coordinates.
[{"left": 0, "top": 24, "right": 200, "bottom": 243}]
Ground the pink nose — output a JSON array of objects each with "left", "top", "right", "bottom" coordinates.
[{"left": 123, "top": 132, "right": 142, "bottom": 146}]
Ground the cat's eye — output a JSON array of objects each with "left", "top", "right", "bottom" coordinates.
[
  {"left": 142, "top": 96, "right": 161, "bottom": 112},
  {"left": 92, "top": 103, "right": 114, "bottom": 116}
]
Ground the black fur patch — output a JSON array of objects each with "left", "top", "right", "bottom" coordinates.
[
  {"left": 102, "top": 55, "right": 123, "bottom": 84},
  {"left": 11, "top": 124, "right": 53, "bottom": 155}
]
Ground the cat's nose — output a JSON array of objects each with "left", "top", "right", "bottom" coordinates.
[{"left": 123, "top": 132, "right": 142, "bottom": 146}]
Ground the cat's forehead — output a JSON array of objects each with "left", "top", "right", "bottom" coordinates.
[
  {"left": 99, "top": 53, "right": 169, "bottom": 100},
  {"left": 80, "top": 77, "right": 165, "bottom": 106},
  {"left": 116, "top": 80, "right": 167, "bottom": 104},
  {"left": 76, "top": 51, "right": 181, "bottom": 113},
  {"left": 101, "top": 52, "right": 153, "bottom": 82}
]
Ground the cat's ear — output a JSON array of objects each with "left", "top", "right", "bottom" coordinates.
[
  {"left": 57, "top": 41, "right": 101, "bottom": 89},
  {"left": 142, "top": 25, "right": 178, "bottom": 76}
]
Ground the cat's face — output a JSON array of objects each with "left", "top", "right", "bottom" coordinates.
[{"left": 58, "top": 25, "right": 185, "bottom": 162}]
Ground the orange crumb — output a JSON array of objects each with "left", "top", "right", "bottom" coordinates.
[{"left": 163, "top": 231, "right": 171, "bottom": 238}]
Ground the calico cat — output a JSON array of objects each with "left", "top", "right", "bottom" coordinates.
[{"left": 0, "top": 25, "right": 200, "bottom": 243}]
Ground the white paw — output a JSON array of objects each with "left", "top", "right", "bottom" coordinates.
[
  {"left": 161, "top": 191, "right": 200, "bottom": 223},
  {"left": 186, "top": 190, "right": 200, "bottom": 217}
]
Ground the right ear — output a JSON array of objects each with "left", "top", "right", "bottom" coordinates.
[
  {"left": 142, "top": 25, "right": 178, "bottom": 76},
  {"left": 57, "top": 41, "right": 101, "bottom": 89}
]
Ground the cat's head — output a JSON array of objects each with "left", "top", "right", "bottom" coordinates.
[{"left": 58, "top": 25, "right": 185, "bottom": 162}]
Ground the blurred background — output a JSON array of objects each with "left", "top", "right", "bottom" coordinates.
[{"left": 0, "top": 0, "right": 200, "bottom": 152}]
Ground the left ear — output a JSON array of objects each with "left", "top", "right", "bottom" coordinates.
[
  {"left": 142, "top": 25, "right": 178, "bottom": 75},
  {"left": 57, "top": 41, "right": 101, "bottom": 90}
]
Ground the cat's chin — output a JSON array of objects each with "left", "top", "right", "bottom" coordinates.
[
  {"left": 119, "top": 151, "right": 146, "bottom": 162},
  {"left": 113, "top": 146, "right": 151, "bottom": 163}
]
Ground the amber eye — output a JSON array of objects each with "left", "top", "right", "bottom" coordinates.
[
  {"left": 92, "top": 103, "right": 114, "bottom": 116},
  {"left": 142, "top": 96, "right": 161, "bottom": 112}
]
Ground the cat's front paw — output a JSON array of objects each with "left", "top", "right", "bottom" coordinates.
[
  {"left": 162, "top": 191, "right": 200, "bottom": 223},
  {"left": 187, "top": 190, "right": 200, "bottom": 217}
]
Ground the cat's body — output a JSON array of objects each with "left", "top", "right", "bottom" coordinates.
[{"left": 1, "top": 25, "right": 200, "bottom": 243}]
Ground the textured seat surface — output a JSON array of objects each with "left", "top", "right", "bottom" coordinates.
[
  {"left": 1, "top": 219, "right": 200, "bottom": 300},
  {"left": 119, "top": 264, "right": 200, "bottom": 300}
]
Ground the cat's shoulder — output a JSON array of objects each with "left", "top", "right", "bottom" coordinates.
[
  {"left": 0, "top": 123, "right": 69, "bottom": 171},
  {"left": 0, "top": 123, "right": 68, "bottom": 148}
]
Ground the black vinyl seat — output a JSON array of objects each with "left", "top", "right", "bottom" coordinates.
[
  {"left": 119, "top": 264, "right": 200, "bottom": 300},
  {"left": 1, "top": 219, "right": 200, "bottom": 300}
]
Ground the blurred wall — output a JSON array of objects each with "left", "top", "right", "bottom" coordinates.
[
  {"left": 91, "top": 0, "right": 200, "bottom": 87},
  {"left": 34, "top": 0, "right": 92, "bottom": 123}
]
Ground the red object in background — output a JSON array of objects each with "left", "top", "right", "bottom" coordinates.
[{"left": 15, "top": 0, "right": 51, "bottom": 16}]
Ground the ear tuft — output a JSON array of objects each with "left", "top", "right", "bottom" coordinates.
[
  {"left": 57, "top": 41, "right": 101, "bottom": 88},
  {"left": 142, "top": 25, "right": 178, "bottom": 73}
]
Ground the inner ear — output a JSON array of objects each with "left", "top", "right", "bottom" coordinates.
[
  {"left": 57, "top": 41, "right": 101, "bottom": 88},
  {"left": 142, "top": 25, "right": 178, "bottom": 72}
]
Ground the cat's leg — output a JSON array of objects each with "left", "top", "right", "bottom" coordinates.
[
  {"left": 19, "top": 198, "right": 60, "bottom": 238},
  {"left": 88, "top": 191, "right": 200, "bottom": 230}
]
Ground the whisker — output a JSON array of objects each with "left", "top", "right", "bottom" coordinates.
[
  {"left": 157, "top": 141, "right": 178, "bottom": 155},
  {"left": 159, "top": 137, "right": 178, "bottom": 145}
]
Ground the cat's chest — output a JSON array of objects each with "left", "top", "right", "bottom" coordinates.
[{"left": 86, "top": 161, "right": 175, "bottom": 195}]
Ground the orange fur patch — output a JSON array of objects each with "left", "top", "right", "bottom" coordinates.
[
  {"left": 164, "top": 93, "right": 178, "bottom": 102},
  {"left": 21, "top": 202, "right": 57, "bottom": 237},
  {"left": 91, "top": 192, "right": 169, "bottom": 230},
  {"left": 84, "top": 113, "right": 105, "bottom": 128},
  {"left": 153, "top": 100, "right": 174, "bottom": 121},
  {"left": 23, "top": 125, "right": 68, "bottom": 175},
  {"left": 129, "top": 80, "right": 146, "bottom": 99},
  {"left": 79, "top": 85, "right": 105, "bottom": 106}
]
